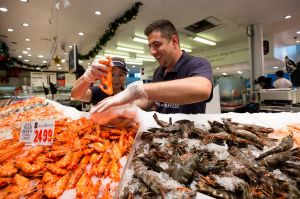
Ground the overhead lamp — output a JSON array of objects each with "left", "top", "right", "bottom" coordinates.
[
  {"left": 284, "top": 15, "right": 292, "bottom": 19},
  {"left": 78, "top": 32, "right": 84, "bottom": 36},
  {"left": 125, "top": 59, "right": 143, "bottom": 65},
  {"left": 24, "top": 59, "right": 29, "bottom": 62},
  {"left": 61, "top": 59, "right": 66, "bottom": 63},
  {"left": 27, "top": 47, "right": 31, "bottom": 50},
  {"left": 136, "top": 54, "right": 155, "bottom": 62},
  {"left": 22, "top": 51, "right": 28, "bottom": 54},
  {"left": 132, "top": 36, "right": 148, "bottom": 44},
  {"left": 57, "top": 67, "right": 62, "bottom": 70},
  {"left": 95, "top": 10, "right": 101, "bottom": 15},
  {"left": 25, "top": 38, "right": 30, "bottom": 41},
  {"left": 237, "top": 71, "right": 242, "bottom": 74},
  {"left": 18, "top": 55, "right": 22, "bottom": 58},
  {"left": 36, "top": 67, "right": 41, "bottom": 70},
  {"left": 193, "top": 37, "right": 216, "bottom": 46},
  {"left": 79, "top": 60, "right": 83, "bottom": 63},
  {"left": 104, "top": 53, "right": 130, "bottom": 59},
  {"left": 297, "top": 31, "right": 300, "bottom": 34},
  {"left": 297, "top": 40, "right": 300, "bottom": 43},
  {"left": 42, "top": 60, "right": 47, "bottom": 63},
  {"left": 56, "top": 64, "right": 61, "bottom": 67},
  {"left": 116, "top": 46, "right": 144, "bottom": 54},
  {"left": 38, "top": 55, "right": 43, "bottom": 58},
  {"left": 22, "top": 23, "right": 30, "bottom": 27},
  {"left": 0, "top": 8, "right": 8, "bottom": 12},
  {"left": 181, "top": 47, "right": 192, "bottom": 52},
  {"left": 273, "top": 66, "right": 278, "bottom": 69},
  {"left": 216, "top": 67, "right": 220, "bottom": 70},
  {"left": 19, "top": 0, "right": 28, "bottom": 2},
  {"left": 8, "top": 28, "right": 14, "bottom": 32},
  {"left": 28, "top": 54, "right": 31, "bottom": 57},
  {"left": 222, "top": 73, "right": 227, "bottom": 76}
]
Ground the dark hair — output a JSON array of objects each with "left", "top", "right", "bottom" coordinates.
[
  {"left": 255, "top": 76, "right": 265, "bottom": 84},
  {"left": 275, "top": 70, "right": 284, "bottom": 78},
  {"left": 144, "top": 19, "right": 178, "bottom": 40}
]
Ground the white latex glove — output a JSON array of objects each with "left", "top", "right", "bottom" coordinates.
[
  {"left": 90, "top": 81, "right": 148, "bottom": 113},
  {"left": 82, "top": 58, "right": 109, "bottom": 83}
]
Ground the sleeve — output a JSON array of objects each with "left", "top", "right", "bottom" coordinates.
[
  {"left": 189, "top": 58, "right": 213, "bottom": 83},
  {"left": 89, "top": 86, "right": 109, "bottom": 105}
]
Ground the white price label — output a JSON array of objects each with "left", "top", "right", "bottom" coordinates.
[{"left": 20, "top": 120, "right": 55, "bottom": 146}]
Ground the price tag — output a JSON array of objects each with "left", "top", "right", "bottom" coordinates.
[{"left": 20, "top": 120, "right": 55, "bottom": 146}]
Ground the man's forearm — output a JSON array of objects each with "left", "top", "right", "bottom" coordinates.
[{"left": 143, "top": 77, "right": 212, "bottom": 104}]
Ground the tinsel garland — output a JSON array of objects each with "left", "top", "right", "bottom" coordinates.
[
  {"left": 2, "top": 1, "right": 143, "bottom": 69},
  {"left": 78, "top": 1, "right": 143, "bottom": 60}
]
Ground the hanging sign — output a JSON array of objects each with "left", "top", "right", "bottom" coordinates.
[{"left": 20, "top": 119, "right": 55, "bottom": 146}]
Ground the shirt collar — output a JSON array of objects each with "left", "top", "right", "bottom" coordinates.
[{"left": 158, "top": 51, "right": 187, "bottom": 76}]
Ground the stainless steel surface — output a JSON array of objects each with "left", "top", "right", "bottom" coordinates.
[{"left": 259, "top": 105, "right": 300, "bottom": 112}]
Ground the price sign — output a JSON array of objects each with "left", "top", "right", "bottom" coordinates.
[{"left": 20, "top": 120, "right": 55, "bottom": 146}]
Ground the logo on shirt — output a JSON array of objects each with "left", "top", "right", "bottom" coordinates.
[{"left": 155, "top": 101, "right": 179, "bottom": 109}]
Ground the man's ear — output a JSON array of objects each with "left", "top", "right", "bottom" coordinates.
[{"left": 171, "top": 35, "right": 179, "bottom": 48}]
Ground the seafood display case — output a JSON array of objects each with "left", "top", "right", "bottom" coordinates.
[{"left": 117, "top": 111, "right": 300, "bottom": 199}]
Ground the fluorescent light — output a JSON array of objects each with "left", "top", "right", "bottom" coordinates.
[
  {"left": 132, "top": 65, "right": 136, "bottom": 68},
  {"left": 193, "top": 37, "right": 216, "bottom": 46},
  {"left": 25, "top": 38, "right": 30, "bottom": 41},
  {"left": 104, "top": 53, "right": 129, "bottom": 59},
  {"left": 116, "top": 46, "right": 144, "bottom": 54},
  {"left": 24, "top": 59, "right": 29, "bottom": 62},
  {"left": 222, "top": 73, "right": 227, "bottom": 76},
  {"left": 64, "top": 52, "right": 68, "bottom": 55},
  {"left": 181, "top": 47, "right": 192, "bottom": 52},
  {"left": 132, "top": 36, "right": 148, "bottom": 44},
  {"left": 297, "top": 31, "right": 300, "bottom": 34},
  {"left": 0, "top": 8, "right": 8, "bottom": 12},
  {"left": 79, "top": 60, "right": 83, "bottom": 63},
  {"left": 27, "top": 47, "right": 31, "bottom": 50},
  {"left": 273, "top": 66, "right": 279, "bottom": 69},
  {"left": 69, "top": 45, "right": 72, "bottom": 48},
  {"left": 22, "top": 51, "right": 28, "bottom": 54},
  {"left": 58, "top": 67, "right": 62, "bottom": 70},
  {"left": 237, "top": 71, "right": 242, "bottom": 74},
  {"left": 7, "top": 28, "right": 14, "bottom": 32},
  {"left": 125, "top": 59, "right": 143, "bottom": 65},
  {"left": 19, "top": 0, "right": 28, "bottom": 2},
  {"left": 61, "top": 59, "right": 65, "bottom": 63},
  {"left": 28, "top": 54, "right": 31, "bottom": 57},
  {"left": 22, "top": 23, "right": 30, "bottom": 27},
  {"left": 136, "top": 57, "right": 155, "bottom": 62},
  {"left": 18, "top": 55, "right": 22, "bottom": 58},
  {"left": 42, "top": 60, "right": 47, "bottom": 63},
  {"left": 297, "top": 40, "right": 300, "bottom": 43},
  {"left": 36, "top": 67, "right": 41, "bottom": 70},
  {"left": 56, "top": 64, "right": 61, "bottom": 67},
  {"left": 38, "top": 55, "right": 43, "bottom": 58},
  {"left": 216, "top": 67, "right": 220, "bottom": 70},
  {"left": 78, "top": 32, "right": 84, "bottom": 36},
  {"left": 284, "top": 15, "right": 292, "bottom": 19},
  {"left": 95, "top": 10, "right": 101, "bottom": 15}
]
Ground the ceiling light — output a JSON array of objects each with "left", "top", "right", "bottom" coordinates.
[
  {"left": 61, "top": 59, "right": 66, "bottom": 63},
  {"left": 36, "top": 67, "right": 41, "bottom": 70},
  {"left": 79, "top": 60, "right": 83, "bottom": 63},
  {"left": 273, "top": 66, "right": 279, "bottom": 69},
  {"left": 297, "top": 31, "right": 300, "bottom": 34},
  {"left": 125, "top": 60, "right": 143, "bottom": 65},
  {"left": 116, "top": 46, "right": 144, "bottom": 54},
  {"left": 95, "top": 10, "right": 101, "bottom": 15},
  {"left": 18, "top": 55, "right": 22, "bottom": 58},
  {"left": 104, "top": 53, "right": 129, "bottom": 59},
  {"left": 181, "top": 47, "right": 192, "bottom": 52},
  {"left": 222, "top": 73, "right": 227, "bottom": 76},
  {"left": 42, "top": 60, "right": 47, "bottom": 63},
  {"left": 58, "top": 67, "right": 62, "bottom": 70},
  {"left": 0, "top": 8, "right": 8, "bottom": 12},
  {"left": 28, "top": 54, "right": 31, "bottom": 57},
  {"left": 78, "top": 32, "right": 84, "bottom": 36},
  {"left": 56, "top": 64, "right": 61, "bottom": 67},
  {"left": 135, "top": 55, "right": 155, "bottom": 62},
  {"left": 284, "top": 15, "right": 292, "bottom": 19},
  {"left": 38, "top": 55, "right": 43, "bottom": 58},
  {"left": 88, "top": 63, "right": 90, "bottom": 65},
  {"left": 237, "top": 71, "right": 242, "bottom": 74},
  {"left": 193, "top": 37, "right": 216, "bottom": 46},
  {"left": 7, "top": 28, "right": 14, "bottom": 32},
  {"left": 64, "top": 52, "right": 68, "bottom": 55},
  {"left": 132, "top": 36, "right": 148, "bottom": 44},
  {"left": 22, "top": 51, "right": 28, "bottom": 54},
  {"left": 69, "top": 45, "right": 72, "bottom": 48},
  {"left": 22, "top": 23, "right": 30, "bottom": 27},
  {"left": 297, "top": 40, "right": 300, "bottom": 43},
  {"left": 24, "top": 59, "right": 29, "bottom": 62},
  {"left": 19, "top": 0, "right": 28, "bottom": 2},
  {"left": 26, "top": 47, "right": 31, "bottom": 50},
  {"left": 132, "top": 65, "right": 136, "bottom": 68},
  {"left": 25, "top": 38, "right": 30, "bottom": 41},
  {"left": 216, "top": 67, "right": 220, "bottom": 70}
]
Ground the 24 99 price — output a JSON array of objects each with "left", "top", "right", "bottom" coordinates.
[{"left": 33, "top": 129, "right": 53, "bottom": 143}]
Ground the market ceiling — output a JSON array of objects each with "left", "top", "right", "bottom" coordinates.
[{"left": 0, "top": 0, "right": 299, "bottom": 72}]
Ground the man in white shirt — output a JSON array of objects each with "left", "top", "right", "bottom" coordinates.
[{"left": 273, "top": 70, "right": 292, "bottom": 88}]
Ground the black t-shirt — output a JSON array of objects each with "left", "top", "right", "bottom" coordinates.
[
  {"left": 152, "top": 52, "right": 212, "bottom": 114},
  {"left": 90, "top": 86, "right": 109, "bottom": 105}
]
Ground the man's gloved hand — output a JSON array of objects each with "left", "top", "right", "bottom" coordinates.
[
  {"left": 90, "top": 81, "right": 148, "bottom": 113},
  {"left": 82, "top": 59, "right": 109, "bottom": 83}
]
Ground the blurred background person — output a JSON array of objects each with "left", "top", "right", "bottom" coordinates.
[
  {"left": 255, "top": 76, "right": 274, "bottom": 89},
  {"left": 273, "top": 70, "right": 292, "bottom": 88}
]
